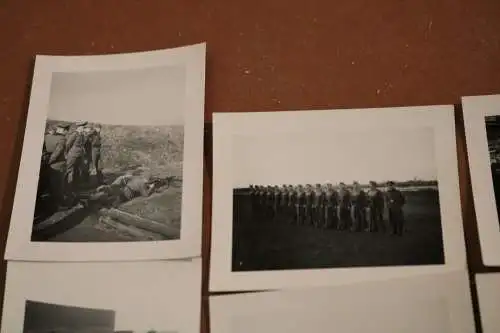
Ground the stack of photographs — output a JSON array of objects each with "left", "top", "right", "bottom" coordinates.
[
  {"left": 209, "top": 105, "right": 475, "bottom": 332},
  {"left": 3, "top": 39, "right": 500, "bottom": 332},
  {"left": 1, "top": 43, "right": 206, "bottom": 333}
]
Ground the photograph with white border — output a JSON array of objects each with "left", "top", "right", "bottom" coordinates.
[
  {"left": 462, "top": 94, "right": 500, "bottom": 266},
  {"left": 210, "top": 271, "right": 475, "bottom": 333},
  {"left": 476, "top": 273, "right": 500, "bottom": 333},
  {"left": 210, "top": 106, "right": 466, "bottom": 292},
  {"left": 1, "top": 259, "right": 201, "bottom": 333},
  {"left": 4, "top": 43, "right": 205, "bottom": 262}
]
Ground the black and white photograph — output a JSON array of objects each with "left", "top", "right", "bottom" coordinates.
[
  {"left": 463, "top": 94, "right": 500, "bottom": 266},
  {"left": 485, "top": 115, "right": 500, "bottom": 225},
  {"left": 1, "top": 260, "right": 202, "bottom": 333},
  {"left": 210, "top": 107, "right": 466, "bottom": 291},
  {"left": 23, "top": 300, "right": 116, "bottom": 333},
  {"left": 33, "top": 67, "right": 184, "bottom": 243},
  {"left": 5, "top": 44, "right": 205, "bottom": 261},
  {"left": 23, "top": 300, "right": 175, "bottom": 333},
  {"left": 231, "top": 128, "right": 444, "bottom": 271}
]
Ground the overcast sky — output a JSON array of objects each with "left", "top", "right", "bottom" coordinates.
[
  {"left": 47, "top": 65, "right": 186, "bottom": 126},
  {"left": 232, "top": 127, "right": 437, "bottom": 187}
]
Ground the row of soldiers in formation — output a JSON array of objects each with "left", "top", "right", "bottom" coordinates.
[
  {"left": 40, "top": 121, "right": 103, "bottom": 209},
  {"left": 247, "top": 181, "right": 406, "bottom": 236}
]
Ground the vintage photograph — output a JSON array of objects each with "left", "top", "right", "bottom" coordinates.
[
  {"left": 485, "top": 115, "right": 500, "bottom": 225},
  {"left": 463, "top": 95, "right": 500, "bottom": 266},
  {"left": 32, "top": 66, "right": 185, "bottom": 243},
  {"left": 5, "top": 43, "right": 205, "bottom": 261},
  {"left": 1, "top": 260, "right": 201, "bottom": 332},
  {"left": 23, "top": 300, "right": 173, "bottom": 333},
  {"left": 231, "top": 127, "right": 445, "bottom": 271}
]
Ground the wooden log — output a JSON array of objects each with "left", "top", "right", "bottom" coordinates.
[
  {"left": 32, "top": 204, "right": 85, "bottom": 232},
  {"left": 99, "top": 216, "right": 156, "bottom": 241},
  {"left": 98, "top": 208, "right": 180, "bottom": 239}
]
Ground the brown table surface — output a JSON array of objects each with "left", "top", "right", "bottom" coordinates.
[{"left": 2, "top": 1, "right": 500, "bottom": 332}]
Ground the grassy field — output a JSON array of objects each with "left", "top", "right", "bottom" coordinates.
[
  {"left": 231, "top": 188, "right": 445, "bottom": 271},
  {"left": 45, "top": 121, "right": 184, "bottom": 178}
]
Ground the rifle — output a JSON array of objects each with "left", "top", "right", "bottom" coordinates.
[{"left": 148, "top": 175, "right": 181, "bottom": 191}]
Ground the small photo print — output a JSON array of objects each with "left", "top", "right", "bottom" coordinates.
[
  {"left": 462, "top": 94, "right": 500, "bottom": 266},
  {"left": 5, "top": 43, "right": 205, "bottom": 261},
  {"left": 32, "top": 67, "right": 185, "bottom": 243},
  {"left": 23, "top": 300, "right": 174, "bottom": 333},
  {"left": 231, "top": 127, "right": 445, "bottom": 271},
  {"left": 485, "top": 115, "right": 500, "bottom": 225}
]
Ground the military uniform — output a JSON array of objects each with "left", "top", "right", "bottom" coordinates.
[
  {"left": 324, "top": 189, "right": 338, "bottom": 228},
  {"left": 385, "top": 184, "right": 406, "bottom": 236},
  {"left": 44, "top": 126, "right": 69, "bottom": 206},
  {"left": 261, "top": 187, "right": 268, "bottom": 220},
  {"left": 38, "top": 142, "right": 51, "bottom": 199},
  {"left": 90, "top": 128, "right": 104, "bottom": 184},
  {"left": 81, "top": 129, "right": 93, "bottom": 184},
  {"left": 279, "top": 187, "right": 289, "bottom": 222},
  {"left": 312, "top": 187, "right": 325, "bottom": 227},
  {"left": 337, "top": 186, "right": 351, "bottom": 230},
  {"left": 367, "top": 183, "right": 385, "bottom": 232},
  {"left": 288, "top": 186, "right": 297, "bottom": 224},
  {"left": 272, "top": 186, "right": 281, "bottom": 221},
  {"left": 304, "top": 187, "right": 314, "bottom": 225},
  {"left": 265, "top": 187, "right": 275, "bottom": 221},
  {"left": 110, "top": 174, "right": 153, "bottom": 204},
  {"left": 296, "top": 188, "right": 305, "bottom": 225},
  {"left": 44, "top": 132, "right": 60, "bottom": 154},
  {"left": 350, "top": 186, "right": 368, "bottom": 232},
  {"left": 65, "top": 121, "right": 88, "bottom": 194}
]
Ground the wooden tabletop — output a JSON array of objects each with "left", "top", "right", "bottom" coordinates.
[{"left": 2, "top": 1, "right": 500, "bottom": 332}]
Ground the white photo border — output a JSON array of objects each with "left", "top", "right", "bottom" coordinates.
[
  {"left": 462, "top": 95, "right": 500, "bottom": 266},
  {"left": 4, "top": 43, "right": 206, "bottom": 262},
  {"left": 210, "top": 105, "right": 466, "bottom": 292},
  {"left": 1, "top": 259, "right": 202, "bottom": 333},
  {"left": 211, "top": 271, "right": 475, "bottom": 333},
  {"left": 476, "top": 273, "right": 500, "bottom": 333}
]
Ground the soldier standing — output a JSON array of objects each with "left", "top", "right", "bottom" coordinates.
[
  {"left": 272, "top": 185, "right": 281, "bottom": 222},
  {"left": 44, "top": 123, "right": 70, "bottom": 208},
  {"left": 65, "top": 121, "right": 87, "bottom": 198},
  {"left": 91, "top": 124, "right": 104, "bottom": 184},
  {"left": 265, "top": 185, "right": 275, "bottom": 221},
  {"left": 337, "top": 182, "right": 351, "bottom": 230},
  {"left": 350, "top": 181, "right": 368, "bottom": 232},
  {"left": 279, "top": 185, "right": 289, "bottom": 222},
  {"left": 287, "top": 185, "right": 296, "bottom": 224},
  {"left": 259, "top": 186, "right": 267, "bottom": 220},
  {"left": 44, "top": 126, "right": 60, "bottom": 154},
  {"left": 249, "top": 185, "right": 256, "bottom": 218},
  {"left": 366, "top": 181, "right": 385, "bottom": 232},
  {"left": 385, "top": 181, "right": 406, "bottom": 236},
  {"left": 81, "top": 126, "right": 93, "bottom": 185},
  {"left": 296, "top": 185, "right": 305, "bottom": 225},
  {"left": 324, "top": 184, "right": 337, "bottom": 228},
  {"left": 304, "top": 184, "right": 314, "bottom": 226},
  {"left": 312, "top": 184, "right": 325, "bottom": 228}
]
